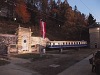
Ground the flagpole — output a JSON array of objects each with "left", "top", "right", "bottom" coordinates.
[
  {"left": 39, "top": 19, "right": 46, "bottom": 57},
  {"left": 39, "top": 19, "right": 42, "bottom": 57}
]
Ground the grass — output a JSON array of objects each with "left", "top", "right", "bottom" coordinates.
[
  {"left": 0, "top": 59, "right": 10, "bottom": 66},
  {"left": 13, "top": 53, "right": 53, "bottom": 61}
]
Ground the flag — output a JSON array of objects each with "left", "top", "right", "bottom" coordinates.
[{"left": 40, "top": 20, "right": 46, "bottom": 39}]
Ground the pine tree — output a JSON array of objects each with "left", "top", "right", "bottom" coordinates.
[{"left": 88, "top": 13, "right": 96, "bottom": 26}]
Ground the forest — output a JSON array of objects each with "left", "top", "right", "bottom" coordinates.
[{"left": 0, "top": 0, "right": 97, "bottom": 41}]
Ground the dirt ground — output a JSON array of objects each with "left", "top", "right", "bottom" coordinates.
[{"left": 18, "top": 48, "right": 98, "bottom": 75}]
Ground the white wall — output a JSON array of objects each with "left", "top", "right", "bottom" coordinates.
[
  {"left": 89, "top": 27, "right": 100, "bottom": 48},
  {"left": 31, "top": 37, "right": 50, "bottom": 47}
]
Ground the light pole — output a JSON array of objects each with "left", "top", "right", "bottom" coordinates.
[
  {"left": 0, "top": 11, "right": 1, "bottom": 15},
  {"left": 97, "top": 27, "right": 100, "bottom": 39},
  {"left": 97, "top": 27, "right": 100, "bottom": 48},
  {"left": 14, "top": 18, "right": 16, "bottom": 21},
  {"left": 59, "top": 25, "right": 60, "bottom": 27}
]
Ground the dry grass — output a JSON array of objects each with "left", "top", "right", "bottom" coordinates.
[{"left": 17, "top": 48, "right": 97, "bottom": 75}]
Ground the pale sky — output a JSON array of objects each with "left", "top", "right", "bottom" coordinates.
[{"left": 61, "top": 0, "right": 100, "bottom": 22}]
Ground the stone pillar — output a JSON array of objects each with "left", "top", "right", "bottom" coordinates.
[
  {"left": 16, "top": 26, "right": 33, "bottom": 54},
  {"left": 28, "top": 28, "right": 32, "bottom": 53}
]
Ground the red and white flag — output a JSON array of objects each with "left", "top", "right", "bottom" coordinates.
[{"left": 40, "top": 20, "right": 46, "bottom": 39}]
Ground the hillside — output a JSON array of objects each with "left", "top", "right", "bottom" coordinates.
[
  {"left": 0, "top": 20, "right": 17, "bottom": 34},
  {"left": 0, "top": 0, "right": 90, "bottom": 41},
  {"left": 0, "top": 18, "right": 90, "bottom": 41},
  {"left": 0, "top": 19, "right": 56, "bottom": 40}
]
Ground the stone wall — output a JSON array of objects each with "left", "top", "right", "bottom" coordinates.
[{"left": 0, "top": 26, "right": 50, "bottom": 54}]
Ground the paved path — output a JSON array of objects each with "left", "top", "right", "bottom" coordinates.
[
  {"left": 0, "top": 55, "right": 98, "bottom": 75},
  {"left": 0, "top": 57, "right": 41, "bottom": 75},
  {"left": 58, "top": 55, "right": 96, "bottom": 75}
]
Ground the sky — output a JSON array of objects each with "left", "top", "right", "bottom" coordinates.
[{"left": 61, "top": 0, "right": 100, "bottom": 22}]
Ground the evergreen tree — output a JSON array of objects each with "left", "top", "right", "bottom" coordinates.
[
  {"left": 0, "top": 0, "right": 6, "bottom": 10},
  {"left": 26, "top": 1, "right": 38, "bottom": 25},
  {"left": 88, "top": 13, "right": 96, "bottom": 26}
]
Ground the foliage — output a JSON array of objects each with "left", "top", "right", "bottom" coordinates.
[
  {"left": 15, "top": 0, "right": 30, "bottom": 23},
  {"left": 0, "top": 0, "right": 6, "bottom": 10},
  {"left": 88, "top": 13, "right": 96, "bottom": 26},
  {"left": 26, "top": 1, "right": 39, "bottom": 26},
  {"left": 0, "top": 0, "right": 94, "bottom": 41}
]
